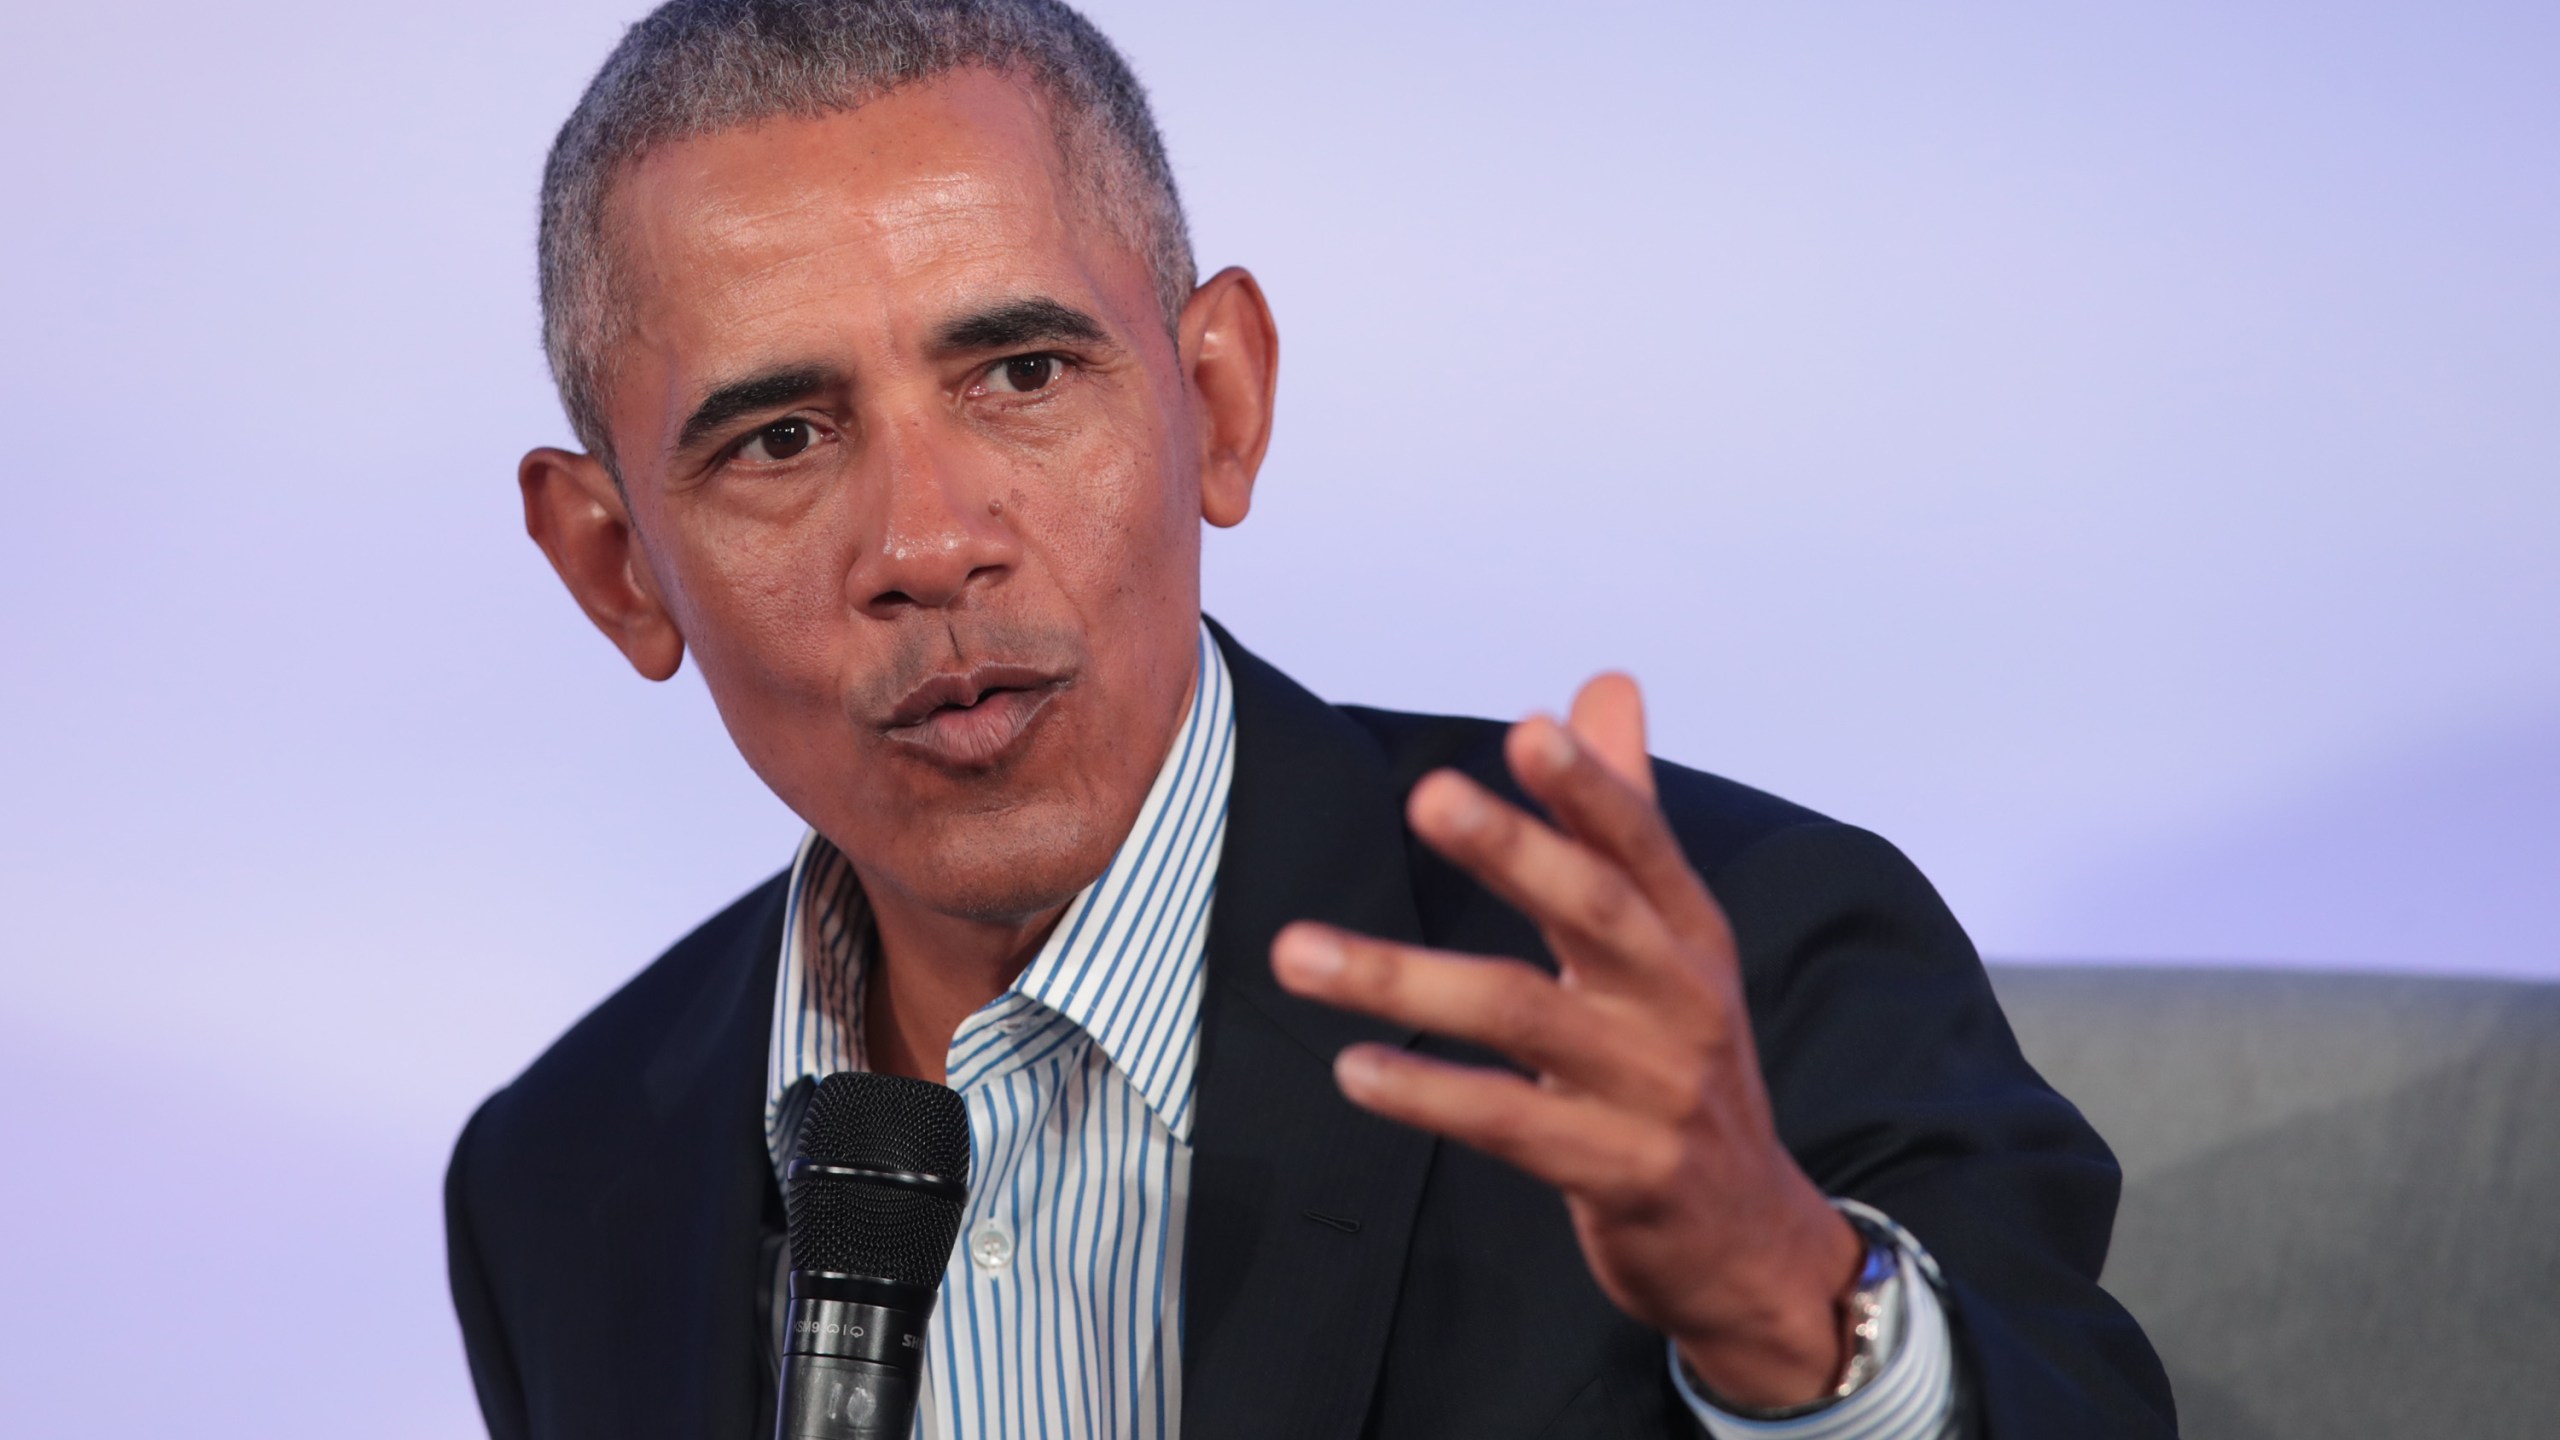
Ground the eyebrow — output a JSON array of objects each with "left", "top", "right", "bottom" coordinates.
[
  {"left": 674, "top": 365, "right": 836, "bottom": 453},
  {"left": 932, "top": 297, "right": 1111, "bottom": 355}
]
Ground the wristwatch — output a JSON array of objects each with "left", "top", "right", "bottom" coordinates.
[{"left": 1681, "top": 1209, "right": 1907, "bottom": 1421}]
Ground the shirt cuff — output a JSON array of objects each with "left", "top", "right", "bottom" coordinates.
[{"left": 1668, "top": 1201, "right": 1959, "bottom": 1440}]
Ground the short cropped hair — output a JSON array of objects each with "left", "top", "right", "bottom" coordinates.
[{"left": 538, "top": 0, "right": 1195, "bottom": 465}]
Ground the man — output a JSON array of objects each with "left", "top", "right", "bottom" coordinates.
[{"left": 446, "top": 2, "right": 2175, "bottom": 1437}]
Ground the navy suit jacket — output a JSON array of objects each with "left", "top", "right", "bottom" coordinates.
[{"left": 446, "top": 622, "right": 2177, "bottom": 1438}]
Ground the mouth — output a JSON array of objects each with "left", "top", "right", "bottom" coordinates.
[{"left": 880, "top": 663, "right": 1067, "bottom": 768}]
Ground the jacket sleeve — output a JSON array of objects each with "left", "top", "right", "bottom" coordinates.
[
  {"left": 446, "top": 1099, "right": 532, "bottom": 1440},
  {"left": 1706, "top": 820, "right": 2178, "bottom": 1439}
]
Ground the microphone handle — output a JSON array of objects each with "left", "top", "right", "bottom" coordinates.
[
  {"left": 776, "top": 1353, "right": 919, "bottom": 1440},
  {"left": 774, "top": 1276, "right": 936, "bottom": 1440}
]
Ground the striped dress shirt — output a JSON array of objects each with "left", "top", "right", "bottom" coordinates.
[{"left": 763, "top": 622, "right": 1956, "bottom": 1439}]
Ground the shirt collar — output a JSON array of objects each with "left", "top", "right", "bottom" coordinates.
[{"left": 766, "top": 623, "right": 1236, "bottom": 1159}]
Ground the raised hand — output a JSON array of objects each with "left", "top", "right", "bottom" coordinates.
[{"left": 1270, "top": 674, "right": 1864, "bottom": 1408}]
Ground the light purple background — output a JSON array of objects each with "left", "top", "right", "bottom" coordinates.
[{"left": 3, "top": 1, "right": 2552, "bottom": 1434}]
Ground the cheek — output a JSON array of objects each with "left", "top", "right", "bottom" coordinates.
[
  {"left": 1010, "top": 412, "right": 1199, "bottom": 612},
  {"left": 660, "top": 506, "right": 852, "bottom": 706}
]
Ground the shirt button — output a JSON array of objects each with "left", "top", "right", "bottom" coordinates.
[{"left": 968, "top": 1217, "right": 1014, "bottom": 1273}]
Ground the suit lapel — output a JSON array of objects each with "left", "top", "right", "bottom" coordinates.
[
  {"left": 1183, "top": 623, "right": 1440, "bottom": 1440},
  {"left": 594, "top": 879, "right": 784, "bottom": 1440}
]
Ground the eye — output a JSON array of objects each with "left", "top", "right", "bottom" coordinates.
[
  {"left": 736, "top": 417, "right": 818, "bottom": 463},
  {"left": 983, "top": 354, "right": 1066, "bottom": 395}
]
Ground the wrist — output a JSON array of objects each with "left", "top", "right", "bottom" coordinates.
[
  {"left": 1669, "top": 1197, "right": 1863, "bottom": 1408},
  {"left": 1675, "top": 1203, "right": 1909, "bottom": 1419}
]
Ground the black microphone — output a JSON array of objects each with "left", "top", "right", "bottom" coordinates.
[{"left": 775, "top": 1071, "right": 973, "bottom": 1440}]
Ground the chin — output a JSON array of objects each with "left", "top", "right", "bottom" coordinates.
[{"left": 887, "top": 799, "right": 1120, "bottom": 927}]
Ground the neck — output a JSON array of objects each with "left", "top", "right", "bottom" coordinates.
[{"left": 856, "top": 882, "right": 1069, "bottom": 1085}]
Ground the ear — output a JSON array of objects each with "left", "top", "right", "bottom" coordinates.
[
  {"left": 1178, "top": 265, "right": 1279, "bottom": 529},
  {"left": 519, "top": 446, "right": 686, "bottom": 682}
]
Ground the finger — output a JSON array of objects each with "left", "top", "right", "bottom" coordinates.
[
  {"left": 1405, "top": 769, "right": 1685, "bottom": 983},
  {"left": 1332, "top": 1042, "right": 1679, "bottom": 1211},
  {"left": 1567, "top": 671, "right": 1653, "bottom": 801},
  {"left": 1503, "top": 715, "right": 1729, "bottom": 946},
  {"left": 1272, "top": 923, "right": 1703, "bottom": 1114}
]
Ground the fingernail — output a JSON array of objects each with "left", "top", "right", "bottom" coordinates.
[
  {"left": 1533, "top": 723, "right": 1577, "bottom": 770},
  {"left": 1280, "top": 928, "right": 1344, "bottom": 981},
  {"left": 1336, "top": 1046, "right": 1388, "bottom": 1095},
  {"left": 1434, "top": 782, "right": 1494, "bottom": 837}
]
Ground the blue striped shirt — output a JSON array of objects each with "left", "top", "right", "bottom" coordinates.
[{"left": 764, "top": 622, "right": 1955, "bottom": 1438}]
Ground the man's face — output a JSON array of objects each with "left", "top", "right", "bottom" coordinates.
[{"left": 584, "top": 70, "right": 1233, "bottom": 925}]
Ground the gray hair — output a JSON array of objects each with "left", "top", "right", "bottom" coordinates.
[{"left": 538, "top": 0, "right": 1195, "bottom": 465}]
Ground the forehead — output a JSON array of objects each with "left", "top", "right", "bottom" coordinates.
[{"left": 601, "top": 70, "right": 1123, "bottom": 418}]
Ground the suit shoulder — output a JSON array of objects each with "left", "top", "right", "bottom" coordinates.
[
  {"left": 1337, "top": 702, "right": 1831, "bottom": 873},
  {"left": 459, "top": 871, "right": 788, "bottom": 1163}
]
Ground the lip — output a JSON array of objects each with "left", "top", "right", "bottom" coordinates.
[{"left": 881, "top": 663, "right": 1066, "bottom": 768}]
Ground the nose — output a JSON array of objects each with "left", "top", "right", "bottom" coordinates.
[{"left": 845, "top": 416, "right": 1018, "bottom": 615}]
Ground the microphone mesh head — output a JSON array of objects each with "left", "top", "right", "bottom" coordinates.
[
  {"left": 787, "top": 1072, "right": 973, "bottom": 1285},
  {"left": 799, "top": 1071, "right": 973, "bottom": 1178}
]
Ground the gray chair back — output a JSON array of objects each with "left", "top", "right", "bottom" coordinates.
[{"left": 1986, "top": 966, "right": 2560, "bottom": 1440}]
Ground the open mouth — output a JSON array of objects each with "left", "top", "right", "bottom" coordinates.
[{"left": 882, "top": 664, "right": 1065, "bottom": 768}]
